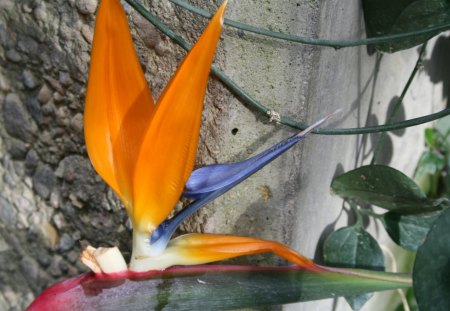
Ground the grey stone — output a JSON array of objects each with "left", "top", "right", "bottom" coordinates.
[
  {"left": 3, "top": 93, "right": 37, "bottom": 143},
  {"left": 41, "top": 102, "right": 56, "bottom": 116},
  {"left": 66, "top": 250, "right": 79, "bottom": 264},
  {"left": 49, "top": 255, "right": 63, "bottom": 277},
  {"left": 59, "top": 233, "right": 75, "bottom": 252},
  {"left": 0, "top": 73, "right": 11, "bottom": 91},
  {"left": 70, "top": 113, "right": 83, "bottom": 133},
  {"left": 32, "top": 164, "right": 56, "bottom": 199},
  {"left": 22, "top": 70, "right": 38, "bottom": 89},
  {"left": 24, "top": 149, "right": 39, "bottom": 175},
  {"left": 5, "top": 49, "right": 21, "bottom": 63},
  {"left": 37, "top": 84, "right": 52, "bottom": 104},
  {"left": 26, "top": 98, "right": 43, "bottom": 125},
  {"left": 0, "top": 197, "right": 17, "bottom": 225},
  {"left": 17, "top": 36, "right": 39, "bottom": 55},
  {"left": 80, "top": 24, "right": 93, "bottom": 44},
  {"left": 52, "top": 213, "right": 66, "bottom": 229},
  {"left": 8, "top": 139, "right": 28, "bottom": 160},
  {"left": 34, "top": 5, "right": 47, "bottom": 22},
  {"left": 44, "top": 75, "right": 64, "bottom": 95},
  {"left": 20, "top": 257, "right": 39, "bottom": 283},
  {"left": 76, "top": 0, "right": 98, "bottom": 15},
  {"left": 133, "top": 13, "right": 161, "bottom": 49},
  {"left": 59, "top": 71, "right": 73, "bottom": 87}
]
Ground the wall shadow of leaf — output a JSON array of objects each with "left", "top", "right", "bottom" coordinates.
[{"left": 423, "top": 35, "right": 450, "bottom": 107}]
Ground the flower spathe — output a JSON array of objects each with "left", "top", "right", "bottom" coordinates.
[{"left": 84, "top": 0, "right": 323, "bottom": 272}]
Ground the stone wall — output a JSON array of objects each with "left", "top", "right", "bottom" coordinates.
[{"left": 0, "top": 0, "right": 448, "bottom": 310}]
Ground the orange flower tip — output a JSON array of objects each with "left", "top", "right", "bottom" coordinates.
[{"left": 218, "top": 0, "right": 228, "bottom": 24}]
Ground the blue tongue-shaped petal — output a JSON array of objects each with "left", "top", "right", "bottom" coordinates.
[
  {"left": 149, "top": 112, "right": 337, "bottom": 253},
  {"left": 183, "top": 113, "right": 334, "bottom": 199}
]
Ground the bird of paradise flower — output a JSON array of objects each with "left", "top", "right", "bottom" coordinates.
[
  {"left": 78, "top": 0, "right": 335, "bottom": 274},
  {"left": 26, "top": 2, "right": 413, "bottom": 310}
]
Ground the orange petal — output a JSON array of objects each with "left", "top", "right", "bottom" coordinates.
[
  {"left": 129, "top": 233, "right": 319, "bottom": 271},
  {"left": 132, "top": 2, "right": 228, "bottom": 232},
  {"left": 84, "top": 0, "right": 155, "bottom": 208}
]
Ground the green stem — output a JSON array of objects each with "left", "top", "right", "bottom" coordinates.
[
  {"left": 170, "top": 0, "right": 450, "bottom": 49},
  {"left": 371, "top": 43, "right": 428, "bottom": 164},
  {"left": 124, "top": 0, "right": 450, "bottom": 135}
]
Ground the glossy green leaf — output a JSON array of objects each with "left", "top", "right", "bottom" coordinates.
[
  {"left": 323, "top": 226, "right": 385, "bottom": 310},
  {"left": 331, "top": 165, "right": 441, "bottom": 212},
  {"left": 362, "top": 0, "right": 450, "bottom": 52},
  {"left": 381, "top": 211, "right": 442, "bottom": 251},
  {"left": 413, "top": 207, "right": 450, "bottom": 311},
  {"left": 413, "top": 151, "right": 445, "bottom": 196},
  {"left": 424, "top": 128, "right": 437, "bottom": 149},
  {"left": 28, "top": 265, "right": 411, "bottom": 311}
]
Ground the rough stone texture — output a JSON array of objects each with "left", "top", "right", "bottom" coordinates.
[{"left": 0, "top": 0, "right": 448, "bottom": 311}]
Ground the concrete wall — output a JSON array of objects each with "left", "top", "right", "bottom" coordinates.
[{"left": 0, "top": 0, "right": 447, "bottom": 310}]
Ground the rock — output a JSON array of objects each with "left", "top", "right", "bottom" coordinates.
[
  {"left": 66, "top": 250, "right": 79, "bottom": 264},
  {"left": 59, "top": 71, "right": 73, "bottom": 87},
  {"left": 37, "top": 84, "right": 52, "bottom": 103},
  {"left": 52, "top": 213, "right": 66, "bottom": 229},
  {"left": 8, "top": 139, "right": 28, "bottom": 160},
  {"left": 70, "top": 113, "right": 83, "bottom": 133},
  {"left": 0, "top": 235, "right": 10, "bottom": 252},
  {"left": 0, "top": 73, "right": 11, "bottom": 91},
  {"left": 0, "top": 197, "right": 17, "bottom": 225},
  {"left": 24, "top": 149, "right": 39, "bottom": 175},
  {"left": 49, "top": 255, "right": 64, "bottom": 277},
  {"left": 80, "top": 24, "right": 93, "bottom": 44},
  {"left": 41, "top": 222, "right": 59, "bottom": 248},
  {"left": 133, "top": 13, "right": 161, "bottom": 49},
  {"left": 53, "top": 91, "right": 64, "bottom": 102},
  {"left": 56, "top": 155, "right": 106, "bottom": 208},
  {"left": 41, "top": 102, "right": 56, "bottom": 116},
  {"left": 26, "top": 98, "right": 43, "bottom": 125},
  {"left": 20, "top": 257, "right": 40, "bottom": 283},
  {"left": 50, "top": 191, "right": 60, "bottom": 208},
  {"left": 155, "top": 41, "right": 170, "bottom": 57},
  {"left": 76, "top": 0, "right": 98, "bottom": 15},
  {"left": 44, "top": 75, "right": 64, "bottom": 95},
  {"left": 34, "top": 5, "right": 47, "bottom": 22},
  {"left": 5, "top": 49, "right": 21, "bottom": 63},
  {"left": 22, "top": 70, "right": 38, "bottom": 89},
  {"left": 32, "top": 164, "right": 56, "bottom": 199},
  {"left": 3, "top": 93, "right": 37, "bottom": 143},
  {"left": 17, "top": 36, "right": 39, "bottom": 55},
  {"left": 59, "top": 233, "right": 75, "bottom": 251}
]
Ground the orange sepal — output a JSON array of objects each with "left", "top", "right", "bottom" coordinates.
[
  {"left": 165, "top": 233, "right": 318, "bottom": 270},
  {"left": 132, "top": 2, "right": 228, "bottom": 232},
  {"left": 84, "top": 0, "right": 155, "bottom": 208}
]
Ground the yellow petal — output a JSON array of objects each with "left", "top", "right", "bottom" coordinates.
[
  {"left": 84, "top": 0, "right": 155, "bottom": 208},
  {"left": 132, "top": 2, "right": 228, "bottom": 232},
  {"left": 129, "top": 233, "right": 318, "bottom": 271}
]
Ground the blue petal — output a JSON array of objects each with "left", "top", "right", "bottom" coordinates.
[
  {"left": 183, "top": 114, "right": 333, "bottom": 199},
  {"left": 149, "top": 113, "right": 336, "bottom": 249}
]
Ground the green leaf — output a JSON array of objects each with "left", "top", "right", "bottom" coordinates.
[
  {"left": 331, "top": 165, "right": 441, "bottom": 212},
  {"left": 413, "top": 207, "right": 450, "bottom": 311},
  {"left": 28, "top": 265, "right": 411, "bottom": 310},
  {"left": 424, "top": 128, "right": 437, "bottom": 149},
  {"left": 381, "top": 211, "right": 442, "bottom": 251},
  {"left": 323, "top": 226, "right": 385, "bottom": 310},
  {"left": 362, "top": 0, "right": 450, "bottom": 52},
  {"left": 413, "top": 151, "right": 446, "bottom": 196}
]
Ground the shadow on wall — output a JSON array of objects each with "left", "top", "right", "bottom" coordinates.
[{"left": 424, "top": 35, "right": 450, "bottom": 107}]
